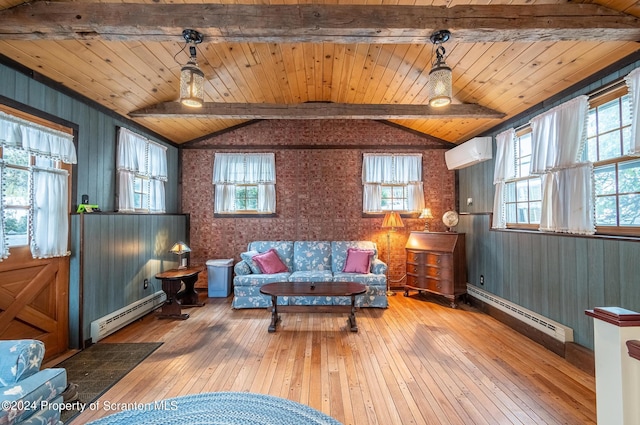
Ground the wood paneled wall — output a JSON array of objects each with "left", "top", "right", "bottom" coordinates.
[
  {"left": 0, "top": 62, "right": 187, "bottom": 349},
  {"left": 72, "top": 214, "right": 188, "bottom": 346},
  {"left": 456, "top": 59, "right": 640, "bottom": 350}
]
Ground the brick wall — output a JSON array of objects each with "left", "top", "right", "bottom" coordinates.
[{"left": 182, "top": 119, "right": 456, "bottom": 287}]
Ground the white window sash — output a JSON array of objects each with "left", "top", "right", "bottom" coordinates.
[
  {"left": 30, "top": 167, "right": 70, "bottom": 259},
  {"left": 625, "top": 67, "right": 640, "bottom": 155}
]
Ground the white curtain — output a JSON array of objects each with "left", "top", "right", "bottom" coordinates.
[
  {"left": 362, "top": 154, "right": 424, "bottom": 212},
  {"left": 531, "top": 96, "right": 589, "bottom": 172},
  {"left": 492, "top": 129, "right": 515, "bottom": 229},
  {"left": 31, "top": 167, "right": 70, "bottom": 258},
  {"left": 0, "top": 112, "right": 76, "bottom": 260},
  {"left": 539, "top": 163, "right": 594, "bottom": 234},
  {"left": 117, "top": 128, "right": 167, "bottom": 213},
  {"left": 0, "top": 112, "right": 77, "bottom": 164},
  {"left": 530, "top": 96, "right": 594, "bottom": 234},
  {"left": 0, "top": 160, "right": 7, "bottom": 260},
  {"left": 213, "top": 153, "right": 276, "bottom": 213},
  {"left": 625, "top": 67, "right": 640, "bottom": 155}
]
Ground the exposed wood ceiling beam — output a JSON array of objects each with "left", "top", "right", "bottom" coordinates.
[
  {"left": 1, "top": 3, "right": 639, "bottom": 43},
  {"left": 129, "top": 102, "right": 505, "bottom": 120}
]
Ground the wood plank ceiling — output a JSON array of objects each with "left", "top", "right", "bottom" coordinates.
[{"left": 0, "top": 0, "right": 639, "bottom": 145}]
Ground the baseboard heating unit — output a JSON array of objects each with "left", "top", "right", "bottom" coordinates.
[
  {"left": 466, "top": 284, "right": 574, "bottom": 343},
  {"left": 90, "top": 290, "right": 166, "bottom": 343}
]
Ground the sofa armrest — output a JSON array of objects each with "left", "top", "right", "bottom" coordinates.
[
  {"left": 0, "top": 340, "right": 45, "bottom": 386},
  {"left": 234, "top": 260, "right": 252, "bottom": 276},
  {"left": 371, "top": 258, "right": 387, "bottom": 275}
]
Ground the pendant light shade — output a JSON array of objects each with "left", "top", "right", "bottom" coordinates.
[
  {"left": 428, "top": 30, "right": 452, "bottom": 108},
  {"left": 179, "top": 29, "right": 204, "bottom": 108}
]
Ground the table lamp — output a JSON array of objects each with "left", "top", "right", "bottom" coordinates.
[
  {"left": 169, "top": 241, "right": 191, "bottom": 269},
  {"left": 381, "top": 211, "right": 404, "bottom": 296},
  {"left": 419, "top": 208, "right": 434, "bottom": 232}
]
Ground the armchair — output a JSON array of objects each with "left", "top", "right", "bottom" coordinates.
[{"left": 0, "top": 340, "right": 67, "bottom": 425}]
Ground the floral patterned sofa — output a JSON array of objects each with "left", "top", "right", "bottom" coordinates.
[
  {"left": 0, "top": 340, "right": 67, "bottom": 425},
  {"left": 232, "top": 241, "right": 388, "bottom": 309}
]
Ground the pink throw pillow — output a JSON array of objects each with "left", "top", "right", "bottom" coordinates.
[
  {"left": 343, "top": 248, "right": 374, "bottom": 274},
  {"left": 253, "top": 248, "right": 289, "bottom": 274}
]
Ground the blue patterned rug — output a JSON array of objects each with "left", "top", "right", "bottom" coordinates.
[{"left": 86, "top": 392, "right": 343, "bottom": 424}]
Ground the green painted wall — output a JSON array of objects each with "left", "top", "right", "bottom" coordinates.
[
  {"left": 457, "top": 58, "right": 640, "bottom": 350},
  {"left": 1, "top": 62, "right": 187, "bottom": 348}
]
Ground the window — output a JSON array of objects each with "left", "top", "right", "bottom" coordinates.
[
  {"left": 587, "top": 87, "right": 640, "bottom": 233},
  {"left": 116, "top": 128, "right": 167, "bottom": 213},
  {"left": 213, "top": 153, "right": 276, "bottom": 215},
  {"left": 381, "top": 185, "right": 408, "bottom": 211},
  {"left": 493, "top": 67, "right": 640, "bottom": 236},
  {"left": 362, "top": 154, "right": 425, "bottom": 213},
  {"left": 3, "top": 147, "right": 32, "bottom": 246},
  {"left": 235, "top": 185, "right": 259, "bottom": 211},
  {"left": 504, "top": 130, "right": 542, "bottom": 228},
  {"left": 0, "top": 109, "right": 76, "bottom": 260},
  {"left": 493, "top": 96, "right": 592, "bottom": 234}
]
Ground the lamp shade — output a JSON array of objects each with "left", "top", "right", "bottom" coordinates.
[
  {"left": 419, "top": 208, "right": 434, "bottom": 219},
  {"left": 428, "top": 58, "right": 452, "bottom": 107},
  {"left": 180, "top": 57, "right": 205, "bottom": 107},
  {"left": 382, "top": 211, "right": 404, "bottom": 229},
  {"left": 169, "top": 241, "right": 191, "bottom": 255}
]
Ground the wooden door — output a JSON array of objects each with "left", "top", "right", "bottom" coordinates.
[{"left": 0, "top": 246, "right": 70, "bottom": 361}]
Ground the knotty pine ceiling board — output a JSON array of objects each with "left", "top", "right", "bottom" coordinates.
[{"left": 0, "top": 0, "right": 639, "bottom": 144}]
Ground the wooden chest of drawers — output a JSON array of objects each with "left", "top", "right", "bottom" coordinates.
[{"left": 404, "top": 232, "right": 466, "bottom": 308}]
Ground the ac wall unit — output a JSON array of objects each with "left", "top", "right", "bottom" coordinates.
[{"left": 445, "top": 136, "right": 493, "bottom": 170}]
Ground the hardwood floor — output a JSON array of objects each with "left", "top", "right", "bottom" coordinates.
[{"left": 72, "top": 293, "right": 596, "bottom": 424}]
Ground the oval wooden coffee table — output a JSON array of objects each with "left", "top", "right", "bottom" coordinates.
[{"left": 259, "top": 282, "right": 367, "bottom": 333}]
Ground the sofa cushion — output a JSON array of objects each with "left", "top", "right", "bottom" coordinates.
[
  {"left": 289, "top": 271, "right": 334, "bottom": 282},
  {"left": 248, "top": 241, "right": 294, "bottom": 272},
  {"left": 333, "top": 272, "right": 386, "bottom": 287},
  {"left": 234, "top": 272, "right": 291, "bottom": 287},
  {"left": 293, "top": 241, "right": 332, "bottom": 272},
  {"left": 253, "top": 248, "right": 289, "bottom": 274},
  {"left": 240, "top": 250, "right": 262, "bottom": 274},
  {"left": 331, "top": 241, "right": 378, "bottom": 273},
  {"left": 0, "top": 340, "right": 45, "bottom": 386},
  {"left": 343, "top": 248, "right": 375, "bottom": 274}
]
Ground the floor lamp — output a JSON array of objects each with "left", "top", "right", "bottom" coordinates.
[{"left": 381, "top": 211, "right": 404, "bottom": 296}]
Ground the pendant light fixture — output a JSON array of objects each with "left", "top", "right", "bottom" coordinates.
[
  {"left": 428, "top": 30, "right": 452, "bottom": 108},
  {"left": 179, "top": 29, "right": 205, "bottom": 108}
]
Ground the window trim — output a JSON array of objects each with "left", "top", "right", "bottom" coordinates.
[
  {"left": 212, "top": 153, "right": 276, "bottom": 216},
  {"left": 588, "top": 87, "right": 638, "bottom": 235},
  {"left": 503, "top": 127, "right": 543, "bottom": 230}
]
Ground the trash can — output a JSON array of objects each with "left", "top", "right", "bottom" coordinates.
[{"left": 206, "top": 259, "right": 234, "bottom": 297}]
